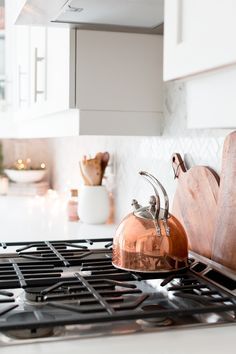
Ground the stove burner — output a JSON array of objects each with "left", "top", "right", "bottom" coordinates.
[
  {"left": 138, "top": 304, "right": 174, "bottom": 327},
  {"left": 24, "top": 287, "right": 55, "bottom": 302},
  {"left": 0, "top": 238, "right": 235, "bottom": 345},
  {"left": 5, "top": 312, "right": 55, "bottom": 339},
  {"left": 137, "top": 318, "right": 173, "bottom": 328}
]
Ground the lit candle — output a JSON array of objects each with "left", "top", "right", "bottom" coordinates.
[
  {"left": 26, "top": 158, "right": 31, "bottom": 169},
  {"left": 15, "top": 159, "right": 26, "bottom": 170}
]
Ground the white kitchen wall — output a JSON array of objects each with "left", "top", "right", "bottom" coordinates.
[{"left": 47, "top": 81, "right": 233, "bottom": 222}]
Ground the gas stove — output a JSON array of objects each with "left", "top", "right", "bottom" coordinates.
[{"left": 0, "top": 238, "right": 235, "bottom": 346}]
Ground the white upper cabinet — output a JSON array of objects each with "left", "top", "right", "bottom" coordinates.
[
  {"left": 19, "top": 30, "right": 163, "bottom": 137},
  {"left": 75, "top": 31, "right": 163, "bottom": 135},
  {"left": 164, "top": 0, "right": 236, "bottom": 81},
  {"left": 46, "top": 28, "right": 75, "bottom": 113},
  {"left": 2, "top": 0, "right": 164, "bottom": 137},
  {"left": 29, "top": 26, "right": 47, "bottom": 106},
  {"left": 4, "top": 0, "right": 34, "bottom": 113},
  {"left": 23, "top": 26, "right": 73, "bottom": 119},
  {"left": 15, "top": 26, "right": 30, "bottom": 110},
  {"left": 3, "top": 1, "right": 73, "bottom": 123},
  {"left": 186, "top": 66, "right": 236, "bottom": 129},
  {"left": 77, "top": 31, "right": 162, "bottom": 112}
]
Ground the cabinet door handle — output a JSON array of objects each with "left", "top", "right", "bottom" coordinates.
[
  {"left": 177, "top": 0, "right": 184, "bottom": 44},
  {"left": 34, "top": 48, "right": 46, "bottom": 102}
]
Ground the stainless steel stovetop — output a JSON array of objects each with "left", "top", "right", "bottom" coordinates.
[{"left": 0, "top": 238, "right": 235, "bottom": 346}]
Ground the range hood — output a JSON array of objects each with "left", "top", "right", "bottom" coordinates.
[{"left": 16, "top": 0, "right": 164, "bottom": 33}]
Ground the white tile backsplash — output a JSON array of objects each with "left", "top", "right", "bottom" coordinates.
[
  {"left": 48, "top": 81, "right": 233, "bottom": 222},
  {"left": 0, "top": 81, "right": 232, "bottom": 222}
]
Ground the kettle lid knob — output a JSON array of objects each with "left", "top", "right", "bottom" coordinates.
[{"left": 131, "top": 199, "right": 141, "bottom": 210}]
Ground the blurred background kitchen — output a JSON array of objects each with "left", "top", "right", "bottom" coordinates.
[{"left": 0, "top": 0, "right": 233, "bottom": 235}]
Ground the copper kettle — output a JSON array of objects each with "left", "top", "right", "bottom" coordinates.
[{"left": 112, "top": 171, "right": 188, "bottom": 273}]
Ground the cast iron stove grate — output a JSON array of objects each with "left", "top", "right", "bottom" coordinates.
[{"left": 0, "top": 238, "right": 235, "bottom": 341}]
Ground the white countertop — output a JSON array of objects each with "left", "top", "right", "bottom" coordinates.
[
  {"left": 1, "top": 325, "right": 236, "bottom": 354},
  {"left": 0, "top": 195, "right": 235, "bottom": 354},
  {"left": 0, "top": 193, "right": 116, "bottom": 242}
]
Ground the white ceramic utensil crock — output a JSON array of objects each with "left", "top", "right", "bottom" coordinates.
[{"left": 78, "top": 185, "right": 110, "bottom": 224}]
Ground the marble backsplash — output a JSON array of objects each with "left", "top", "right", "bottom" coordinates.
[{"left": 47, "top": 81, "right": 232, "bottom": 222}]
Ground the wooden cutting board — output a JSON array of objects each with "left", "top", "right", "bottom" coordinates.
[
  {"left": 212, "top": 131, "right": 236, "bottom": 270},
  {"left": 172, "top": 153, "right": 220, "bottom": 259}
]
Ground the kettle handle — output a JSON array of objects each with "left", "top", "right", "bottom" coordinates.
[{"left": 139, "top": 171, "right": 169, "bottom": 221}]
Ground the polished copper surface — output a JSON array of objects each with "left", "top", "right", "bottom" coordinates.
[
  {"left": 112, "top": 171, "right": 189, "bottom": 273},
  {"left": 112, "top": 210, "right": 188, "bottom": 273}
]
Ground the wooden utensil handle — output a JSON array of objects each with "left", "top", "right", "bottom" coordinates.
[
  {"left": 79, "top": 162, "right": 93, "bottom": 186},
  {"left": 172, "top": 153, "right": 187, "bottom": 179}
]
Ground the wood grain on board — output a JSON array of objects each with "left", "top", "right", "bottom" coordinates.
[
  {"left": 212, "top": 131, "right": 236, "bottom": 270},
  {"left": 172, "top": 153, "right": 220, "bottom": 259}
]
